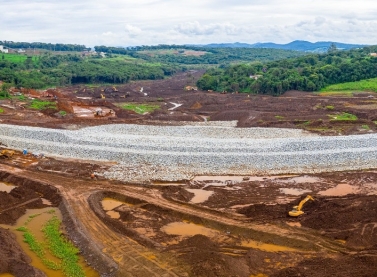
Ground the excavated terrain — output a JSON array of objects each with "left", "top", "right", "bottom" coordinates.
[{"left": 1, "top": 72, "right": 377, "bottom": 277}]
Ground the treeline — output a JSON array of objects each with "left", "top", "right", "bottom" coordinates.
[
  {"left": 94, "top": 45, "right": 306, "bottom": 65},
  {"left": 0, "top": 41, "right": 88, "bottom": 52},
  {"left": 197, "top": 46, "right": 377, "bottom": 95},
  {"left": 0, "top": 54, "right": 180, "bottom": 89}
]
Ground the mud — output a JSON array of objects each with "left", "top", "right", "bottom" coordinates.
[
  {"left": 1, "top": 71, "right": 377, "bottom": 135},
  {"left": 1, "top": 72, "right": 377, "bottom": 276}
]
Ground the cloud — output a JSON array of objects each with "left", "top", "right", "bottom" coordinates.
[
  {"left": 125, "top": 24, "right": 142, "bottom": 38},
  {"left": 174, "top": 21, "right": 243, "bottom": 36},
  {"left": 0, "top": 0, "right": 376, "bottom": 45}
]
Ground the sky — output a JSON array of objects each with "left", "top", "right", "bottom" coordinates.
[{"left": 1, "top": 0, "right": 376, "bottom": 47}]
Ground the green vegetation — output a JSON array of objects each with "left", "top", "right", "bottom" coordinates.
[
  {"left": 197, "top": 45, "right": 377, "bottom": 95},
  {"left": 325, "top": 105, "right": 334, "bottom": 110},
  {"left": 58, "top": 110, "right": 67, "bottom": 116},
  {"left": 42, "top": 216, "right": 85, "bottom": 277},
  {"left": 16, "top": 213, "right": 85, "bottom": 277},
  {"left": 361, "top": 124, "right": 370, "bottom": 130},
  {"left": 29, "top": 99, "right": 57, "bottom": 110},
  {"left": 328, "top": 112, "right": 358, "bottom": 121},
  {"left": 320, "top": 77, "right": 377, "bottom": 93},
  {"left": 95, "top": 45, "right": 305, "bottom": 65},
  {"left": 0, "top": 108, "right": 3, "bottom": 113},
  {"left": 275, "top": 115, "right": 285, "bottom": 120},
  {"left": 17, "top": 226, "right": 60, "bottom": 270},
  {"left": 119, "top": 103, "right": 160, "bottom": 114},
  {"left": 317, "top": 91, "right": 354, "bottom": 97}
]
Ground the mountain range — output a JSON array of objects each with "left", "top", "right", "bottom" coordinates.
[{"left": 198, "top": 40, "right": 367, "bottom": 53}]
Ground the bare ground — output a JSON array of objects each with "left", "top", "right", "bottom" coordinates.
[{"left": 1, "top": 72, "right": 377, "bottom": 276}]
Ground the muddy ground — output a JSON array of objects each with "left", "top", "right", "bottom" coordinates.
[
  {"left": 0, "top": 70, "right": 376, "bottom": 135},
  {"left": 1, "top": 72, "right": 377, "bottom": 276}
]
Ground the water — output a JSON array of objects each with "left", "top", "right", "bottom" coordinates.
[
  {"left": 106, "top": 210, "right": 120, "bottom": 219},
  {"left": 0, "top": 274, "right": 15, "bottom": 277},
  {"left": 279, "top": 188, "right": 312, "bottom": 196},
  {"left": 0, "top": 182, "right": 16, "bottom": 193},
  {"left": 101, "top": 198, "right": 131, "bottom": 211},
  {"left": 277, "top": 176, "right": 321, "bottom": 184},
  {"left": 318, "top": 183, "right": 359, "bottom": 196},
  {"left": 0, "top": 207, "right": 98, "bottom": 277},
  {"left": 186, "top": 189, "right": 213, "bottom": 203},
  {"left": 161, "top": 222, "right": 218, "bottom": 237},
  {"left": 241, "top": 240, "right": 298, "bottom": 252}
]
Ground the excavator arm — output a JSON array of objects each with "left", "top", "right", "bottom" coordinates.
[{"left": 289, "top": 195, "right": 314, "bottom": 217}]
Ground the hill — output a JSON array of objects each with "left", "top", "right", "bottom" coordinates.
[{"left": 201, "top": 40, "right": 366, "bottom": 53}]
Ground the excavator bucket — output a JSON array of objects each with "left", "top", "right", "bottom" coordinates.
[{"left": 288, "top": 195, "right": 314, "bottom": 217}]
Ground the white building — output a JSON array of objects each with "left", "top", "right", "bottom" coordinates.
[{"left": 0, "top": 45, "right": 9, "bottom": 53}]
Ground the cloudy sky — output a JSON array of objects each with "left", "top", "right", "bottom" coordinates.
[{"left": 1, "top": 0, "right": 376, "bottom": 47}]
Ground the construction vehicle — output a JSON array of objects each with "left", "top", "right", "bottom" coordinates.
[
  {"left": 289, "top": 195, "right": 314, "bottom": 217},
  {"left": 0, "top": 149, "right": 15, "bottom": 158}
]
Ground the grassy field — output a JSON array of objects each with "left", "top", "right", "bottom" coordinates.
[
  {"left": 319, "top": 78, "right": 377, "bottom": 95},
  {"left": 118, "top": 103, "right": 160, "bottom": 114},
  {"left": 1, "top": 53, "right": 38, "bottom": 64}
]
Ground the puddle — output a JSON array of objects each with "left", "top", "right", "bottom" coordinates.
[
  {"left": 152, "top": 182, "right": 185, "bottom": 186},
  {"left": 279, "top": 188, "right": 312, "bottom": 196},
  {"left": 186, "top": 189, "right": 213, "bottom": 203},
  {"left": 193, "top": 175, "right": 299, "bottom": 184},
  {"left": 161, "top": 222, "right": 218, "bottom": 237},
  {"left": 0, "top": 182, "right": 16, "bottom": 193},
  {"left": 106, "top": 211, "right": 120, "bottom": 219},
  {"left": 278, "top": 176, "right": 321, "bottom": 184},
  {"left": 286, "top": 221, "right": 302, "bottom": 227},
  {"left": 318, "top": 183, "right": 359, "bottom": 196},
  {"left": 193, "top": 176, "right": 244, "bottom": 182},
  {"left": 101, "top": 198, "right": 131, "bottom": 211},
  {"left": 0, "top": 207, "right": 98, "bottom": 277},
  {"left": 241, "top": 240, "right": 298, "bottom": 252},
  {"left": 41, "top": 198, "right": 52, "bottom": 205}
]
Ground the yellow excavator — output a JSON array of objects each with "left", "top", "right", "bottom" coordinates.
[
  {"left": 0, "top": 149, "right": 15, "bottom": 158},
  {"left": 289, "top": 195, "right": 314, "bottom": 217}
]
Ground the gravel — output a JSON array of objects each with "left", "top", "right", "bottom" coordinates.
[{"left": 0, "top": 122, "right": 377, "bottom": 183}]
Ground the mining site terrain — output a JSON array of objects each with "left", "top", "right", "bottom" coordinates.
[{"left": 1, "top": 71, "right": 377, "bottom": 277}]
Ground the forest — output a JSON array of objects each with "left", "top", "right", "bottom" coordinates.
[
  {"left": 196, "top": 45, "right": 377, "bottom": 95},
  {"left": 94, "top": 45, "right": 305, "bottom": 65},
  {"left": 0, "top": 41, "right": 88, "bottom": 52},
  {"left": 0, "top": 53, "right": 180, "bottom": 89}
]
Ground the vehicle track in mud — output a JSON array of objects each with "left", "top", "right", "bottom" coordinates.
[{"left": 0, "top": 163, "right": 367, "bottom": 277}]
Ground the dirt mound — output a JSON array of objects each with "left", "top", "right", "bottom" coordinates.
[
  {"left": 300, "top": 195, "right": 377, "bottom": 248},
  {"left": 169, "top": 235, "right": 249, "bottom": 277},
  {"left": 237, "top": 203, "right": 290, "bottom": 221},
  {"left": 0, "top": 228, "right": 46, "bottom": 277},
  {"left": 271, "top": 255, "right": 377, "bottom": 277}
]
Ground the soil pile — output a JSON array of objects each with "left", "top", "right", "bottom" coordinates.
[
  {"left": 169, "top": 235, "right": 249, "bottom": 277},
  {"left": 0, "top": 227, "right": 46, "bottom": 277}
]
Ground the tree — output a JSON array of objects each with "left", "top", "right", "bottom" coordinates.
[
  {"left": 0, "top": 82, "right": 11, "bottom": 98},
  {"left": 328, "top": 43, "right": 338, "bottom": 54}
]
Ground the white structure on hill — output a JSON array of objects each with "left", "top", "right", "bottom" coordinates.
[{"left": 0, "top": 45, "right": 8, "bottom": 53}]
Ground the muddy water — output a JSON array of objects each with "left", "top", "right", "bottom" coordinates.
[
  {"left": 106, "top": 210, "right": 120, "bottom": 219},
  {"left": 152, "top": 182, "right": 185, "bottom": 186},
  {"left": 318, "top": 183, "right": 359, "bottom": 196},
  {"left": 0, "top": 208, "right": 98, "bottom": 277},
  {"left": 241, "top": 240, "right": 298, "bottom": 252},
  {"left": 101, "top": 198, "right": 132, "bottom": 211},
  {"left": 278, "top": 176, "right": 321, "bottom": 184},
  {"left": 279, "top": 188, "right": 312, "bottom": 196},
  {"left": 0, "top": 274, "right": 15, "bottom": 277},
  {"left": 161, "top": 222, "right": 219, "bottom": 237},
  {"left": 0, "top": 182, "right": 16, "bottom": 193},
  {"left": 186, "top": 189, "right": 213, "bottom": 203}
]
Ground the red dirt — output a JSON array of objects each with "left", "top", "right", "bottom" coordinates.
[{"left": 1, "top": 72, "right": 377, "bottom": 276}]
